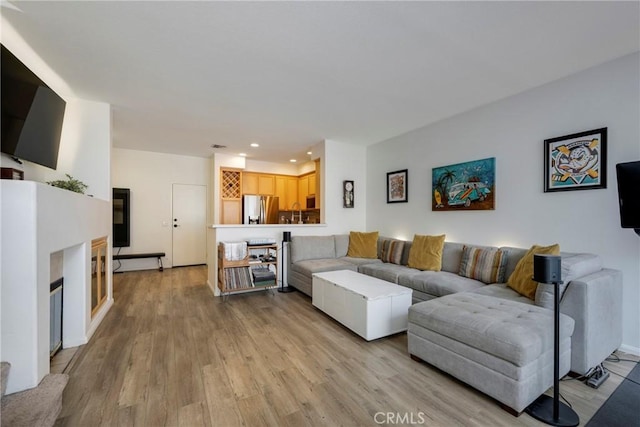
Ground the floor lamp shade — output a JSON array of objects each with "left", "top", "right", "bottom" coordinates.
[
  {"left": 533, "top": 254, "right": 561, "bottom": 283},
  {"left": 283, "top": 231, "right": 291, "bottom": 242}
]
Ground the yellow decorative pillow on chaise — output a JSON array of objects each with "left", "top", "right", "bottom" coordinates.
[{"left": 507, "top": 243, "right": 560, "bottom": 299}]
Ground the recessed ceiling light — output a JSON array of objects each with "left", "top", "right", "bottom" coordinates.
[
  {"left": 239, "top": 153, "right": 247, "bottom": 157},
  {"left": 250, "top": 143, "right": 259, "bottom": 148},
  {"left": 307, "top": 151, "right": 312, "bottom": 155},
  {"left": 290, "top": 159, "right": 297, "bottom": 163}
]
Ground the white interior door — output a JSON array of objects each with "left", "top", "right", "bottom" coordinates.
[{"left": 172, "top": 184, "right": 207, "bottom": 267}]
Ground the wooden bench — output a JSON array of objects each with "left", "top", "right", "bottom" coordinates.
[{"left": 113, "top": 252, "right": 165, "bottom": 271}]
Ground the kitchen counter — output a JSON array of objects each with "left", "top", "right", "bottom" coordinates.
[
  {"left": 209, "top": 223, "right": 327, "bottom": 228},
  {"left": 278, "top": 208, "right": 320, "bottom": 224}
]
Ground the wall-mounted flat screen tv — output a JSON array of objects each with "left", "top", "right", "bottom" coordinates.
[
  {"left": 1, "top": 44, "right": 66, "bottom": 170},
  {"left": 616, "top": 160, "right": 640, "bottom": 232}
]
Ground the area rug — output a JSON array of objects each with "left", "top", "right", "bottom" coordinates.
[{"left": 586, "top": 363, "right": 640, "bottom": 427}]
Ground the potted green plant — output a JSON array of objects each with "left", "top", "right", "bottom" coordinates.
[{"left": 47, "top": 174, "right": 88, "bottom": 194}]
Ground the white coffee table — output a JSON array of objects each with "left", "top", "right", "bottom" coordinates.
[{"left": 312, "top": 270, "right": 412, "bottom": 341}]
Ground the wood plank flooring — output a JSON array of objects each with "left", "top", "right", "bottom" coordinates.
[{"left": 55, "top": 266, "right": 638, "bottom": 426}]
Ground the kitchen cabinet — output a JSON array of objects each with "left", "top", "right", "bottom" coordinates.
[
  {"left": 297, "top": 172, "right": 318, "bottom": 208},
  {"left": 275, "top": 176, "right": 286, "bottom": 210},
  {"left": 220, "top": 169, "right": 242, "bottom": 224},
  {"left": 221, "top": 168, "right": 318, "bottom": 223},
  {"left": 258, "top": 175, "right": 275, "bottom": 195},
  {"left": 308, "top": 172, "right": 318, "bottom": 208},
  {"left": 314, "top": 160, "right": 321, "bottom": 208},
  {"left": 242, "top": 172, "right": 259, "bottom": 194},
  {"left": 298, "top": 175, "right": 309, "bottom": 208},
  {"left": 308, "top": 173, "right": 316, "bottom": 195},
  {"left": 275, "top": 176, "right": 299, "bottom": 210},
  {"left": 286, "top": 177, "right": 298, "bottom": 210},
  {"left": 242, "top": 172, "right": 274, "bottom": 195},
  {"left": 221, "top": 199, "right": 241, "bottom": 224}
]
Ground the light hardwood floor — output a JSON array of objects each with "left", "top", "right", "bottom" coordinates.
[{"left": 55, "top": 266, "right": 637, "bottom": 426}]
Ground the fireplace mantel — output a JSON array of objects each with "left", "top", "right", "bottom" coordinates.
[{"left": 1, "top": 180, "right": 112, "bottom": 393}]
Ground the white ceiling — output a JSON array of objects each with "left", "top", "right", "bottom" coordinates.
[{"left": 2, "top": 1, "right": 639, "bottom": 164}]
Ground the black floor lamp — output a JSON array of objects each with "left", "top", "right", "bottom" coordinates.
[
  {"left": 525, "top": 254, "right": 579, "bottom": 427},
  {"left": 278, "top": 231, "right": 295, "bottom": 293}
]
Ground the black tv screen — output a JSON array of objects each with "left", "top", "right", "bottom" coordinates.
[
  {"left": 113, "top": 188, "right": 131, "bottom": 247},
  {"left": 1, "top": 44, "right": 66, "bottom": 170},
  {"left": 616, "top": 160, "right": 640, "bottom": 229}
]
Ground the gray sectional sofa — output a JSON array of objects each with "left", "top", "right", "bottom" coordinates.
[{"left": 287, "top": 234, "right": 623, "bottom": 413}]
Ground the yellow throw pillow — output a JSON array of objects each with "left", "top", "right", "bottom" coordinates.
[
  {"left": 507, "top": 244, "right": 560, "bottom": 299},
  {"left": 346, "top": 231, "right": 379, "bottom": 258},
  {"left": 407, "top": 234, "right": 446, "bottom": 271}
]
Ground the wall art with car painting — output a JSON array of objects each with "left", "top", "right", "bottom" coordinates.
[{"left": 432, "top": 157, "right": 495, "bottom": 211}]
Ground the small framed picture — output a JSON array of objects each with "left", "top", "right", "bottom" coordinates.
[
  {"left": 343, "top": 180, "right": 354, "bottom": 208},
  {"left": 387, "top": 169, "right": 408, "bottom": 203},
  {"left": 544, "top": 128, "right": 607, "bottom": 192}
]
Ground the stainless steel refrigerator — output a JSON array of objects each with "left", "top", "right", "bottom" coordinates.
[{"left": 242, "top": 195, "right": 280, "bottom": 224}]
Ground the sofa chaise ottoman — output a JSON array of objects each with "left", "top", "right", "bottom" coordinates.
[
  {"left": 287, "top": 234, "right": 622, "bottom": 376},
  {"left": 407, "top": 293, "right": 575, "bottom": 414}
]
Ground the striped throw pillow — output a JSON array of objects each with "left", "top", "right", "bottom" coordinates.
[
  {"left": 458, "top": 246, "right": 508, "bottom": 284},
  {"left": 380, "top": 239, "right": 404, "bottom": 264},
  {"left": 380, "top": 239, "right": 405, "bottom": 264}
]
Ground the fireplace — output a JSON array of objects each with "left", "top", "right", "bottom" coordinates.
[
  {"left": 1, "top": 181, "right": 112, "bottom": 394},
  {"left": 49, "top": 278, "right": 63, "bottom": 358}
]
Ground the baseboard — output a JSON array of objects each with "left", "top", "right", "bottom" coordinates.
[
  {"left": 63, "top": 337, "right": 87, "bottom": 348},
  {"left": 85, "top": 298, "right": 114, "bottom": 342},
  {"left": 63, "top": 301, "right": 113, "bottom": 349},
  {"left": 207, "top": 279, "right": 220, "bottom": 297},
  {"left": 207, "top": 279, "right": 221, "bottom": 297},
  {"left": 113, "top": 265, "right": 169, "bottom": 273},
  {"left": 619, "top": 344, "right": 640, "bottom": 356}
]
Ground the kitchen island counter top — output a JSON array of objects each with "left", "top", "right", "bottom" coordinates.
[{"left": 209, "top": 223, "right": 327, "bottom": 229}]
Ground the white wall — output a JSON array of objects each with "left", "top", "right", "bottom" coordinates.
[
  {"left": 55, "top": 100, "right": 111, "bottom": 200},
  {"left": 323, "top": 140, "right": 367, "bottom": 230},
  {"left": 1, "top": 17, "right": 112, "bottom": 201},
  {"left": 6, "top": 99, "right": 113, "bottom": 201},
  {"left": 50, "top": 251, "right": 63, "bottom": 282},
  {"left": 111, "top": 148, "right": 210, "bottom": 270},
  {"left": 244, "top": 159, "right": 301, "bottom": 175},
  {"left": 367, "top": 53, "right": 640, "bottom": 353}
]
